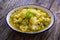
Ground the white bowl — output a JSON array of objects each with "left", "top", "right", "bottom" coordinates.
[{"left": 6, "top": 5, "right": 55, "bottom": 34}]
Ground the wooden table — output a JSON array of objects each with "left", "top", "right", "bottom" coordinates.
[{"left": 0, "top": 0, "right": 60, "bottom": 40}]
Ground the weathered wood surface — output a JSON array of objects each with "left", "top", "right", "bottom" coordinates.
[{"left": 0, "top": 0, "right": 60, "bottom": 40}]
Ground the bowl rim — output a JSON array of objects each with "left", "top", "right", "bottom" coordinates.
[{"left": 6, "top": 5, "right": 55, "bottom": 34}]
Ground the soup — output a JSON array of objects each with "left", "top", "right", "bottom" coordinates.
[{"left": 9, "top": 8, "right": 51, "bottom": 32}]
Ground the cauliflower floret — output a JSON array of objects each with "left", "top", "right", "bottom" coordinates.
[
  {"left": 31, "top": 25, "right": 40, "bottom": 31},
  {"left": 13, "top": 18, "right": 22, "bottom": 23},
  {"left": 14, "top": 14, "right": 20, "bottom": 18},
  {"left": 21, "top": 9, "right": 27, "bottom": 14},
  {"left": 30, "top": 17, "right": 38, "bottom": 24},
  {"left": 19, "top": 25, "right": 28, "bottom": 32},
  {"left": 13, "top": 18, "right": 19, "bottom": 23},
  {"left": 19, "top": 9, "right": 27, "bottom": 18},
  {"left": 20, "top": 13, "right": 26, "bottom": 18}
]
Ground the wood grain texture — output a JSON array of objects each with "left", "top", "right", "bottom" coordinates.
[
  {"left": 0, "top": 0, "right": 60, "bottom": 40},
  {"left": 0, "top": 17, "right": 13, "bottom": 40},
  {"left": 0, "top": 0, "right": 27, "bottom": 19},
  {"left": 50, "top": 0, "right": 60, "bottom": 14},
  {"left": 48, "top": 0, "right": 60, "bottom": 40},
  {"left": 37, "top": 0, "right": 55, "bottom": 9}
]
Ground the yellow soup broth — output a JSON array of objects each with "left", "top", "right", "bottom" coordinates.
[{"left": 9, "top": 8, "right": 51, "bottom": 32}]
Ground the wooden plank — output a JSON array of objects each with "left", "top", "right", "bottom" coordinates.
[
  {"left": 36, "top": 0, "right": 55, "bottom": 9},
  {"left": 9, "top": 32, "right": 37, "bottom": 40},
  {"left": 47, "top": 22, "right": 60, "bottom": 40},
  {"left": 46, "top": 13, "right": 60, "bottom": 40},
  {"left": 0, "top": 0, "right": 10, "bottom": 19},
  {"left": 0, "top": 28, "right": 12, "bottom": 40},
  {"left": 0, "top": 17, "right": 7, "bottom": 34},
  {"left": 0, "top": 0, "right": 9, "bottom": 8},
  {"left": 33, "top": 32, "right": 48, "bottom": 40},
  {"left": 6, "top": 33, "right": 15, "bottom": 40},
  {"left": 0, "top": 17, "right": 13, "bottom": 40},
  {"left": 50, "top": 0, "right": 60, "bottom": 14},
  {"left": 0, "top": 0, "right": 9, "bottom": 12},
  {"left": 47, "top": 0, "right": 60, "bottom": 40},
  {"left": 25, "top": 0, "right": 36, "bottom": 4}
]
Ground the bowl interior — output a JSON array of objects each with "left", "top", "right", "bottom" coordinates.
[{"left": 6, "top": 5, "right": 55, "bottom": 34}]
